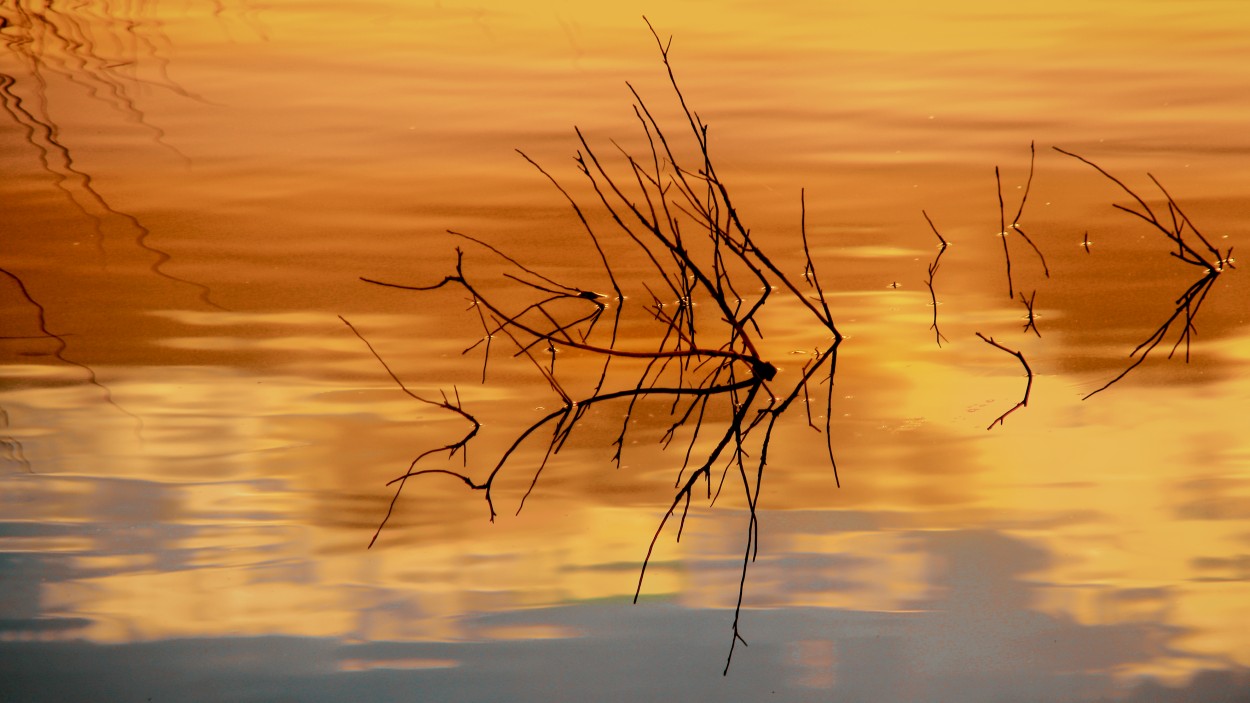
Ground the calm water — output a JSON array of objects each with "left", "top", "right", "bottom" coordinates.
[{"left": 3, "top": 1, "right": 1250, "bottom": 700}]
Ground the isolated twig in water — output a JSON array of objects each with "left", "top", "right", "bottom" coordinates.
[
  {"left": 921, "top": 210, "right": 949, "bottom": 346},
  {"left": 995, "top": 141, "right": 1049, "bottom": 299},
  {"left": 1019, "top": 290, "right": 1040, "bottom": 337},
  {"left": 1053, "top": 147, "right": 1236, "bottom": 399},
  {"left": 976, "top": 332, "right": 1033, "bottom": 429}
]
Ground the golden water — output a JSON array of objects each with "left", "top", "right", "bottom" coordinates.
[{"left": 2, "top": 1, "right": 1249, "bottom": 700}]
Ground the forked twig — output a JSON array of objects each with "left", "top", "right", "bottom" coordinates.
[
  {"left": 338, "top": 316, "right": 481, "bottom": 545},
  {"left": 975, "top": 332, "right": 1033, "bottom": 430},
  {"left": 995, "top": 141, "right": 1049, "bottom": 299},
  {"left": 1019, "top": 290, "right": 1040, "bottom": 337},
  {"left": 922, "top": 210, "right": 949, "bottom": 346},
  {"left": 1054, "top": 147, "right": 1236, "bottom": 399}
]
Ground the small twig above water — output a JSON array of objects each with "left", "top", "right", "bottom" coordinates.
[
  {"left": 995, "top": 141, "right": 1049, "bottom": 299},
  {"left": 976, "top": 332, "right": 1033, "bottom": 430},
  {"left": 1054, "top": 147, "right": 1236, "bottom": 399},
  {"left": 1019, "top": 290, "right": 1040, "bottom": 337},
  {"left": 922, "top": 210, "right": 949, "bottom": 347}
]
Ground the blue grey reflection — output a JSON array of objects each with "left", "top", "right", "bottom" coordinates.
[{"left": 3, "top": 526, "right": 1246, "bottom": 702}]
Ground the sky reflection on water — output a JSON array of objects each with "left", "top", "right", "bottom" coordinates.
[{"left": 2, "top": 0, "right": 1250, "bottom": 700}]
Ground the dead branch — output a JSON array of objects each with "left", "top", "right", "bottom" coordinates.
[
  {"left": 995, "top": 141, "right": 1049, "bottom": 299},
  {"left": 350, "top": 19, "right": 843, "bottom": 673},
  {"left": 1019, "top": 290, "right": 1040, "bottom": 337},
  {"left": 922, "top": 210, "right": 949, "bottom": 346},
  {"left": 1053, "top": 147, "right": 1236, "bottom": 399},
  {"left": 976, "top": 332, "right": 1033, "bottom": 430}
]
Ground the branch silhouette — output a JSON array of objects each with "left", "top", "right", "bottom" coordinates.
[
  {"left": 348, "top": 18, "right": 842, "bottom": 674},
  {"left": 995, "top": 141, "right": 1048, "bottom": 299},
  {"left": 976, "top": 332, "right": 1033, "bottom": 429},
  {"left": 1054, "top": 147, "right": 1235, "bottom": 399},
  {"left": 922, "top": 210, "right": 949, "bottom": 346}
]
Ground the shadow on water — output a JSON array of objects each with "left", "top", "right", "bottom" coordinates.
[{"left": 0, "top": 0, "right": 224, "bottom": 309}]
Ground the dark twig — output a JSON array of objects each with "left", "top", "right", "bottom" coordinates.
[
  {"left": 995, "top": 142, "right": 1048, "bottom": 299},
  {"left": 1053, "top": 147, "right": 1235, "bottom": 399},
  {"left": 338, "top": 316, "right": 481, "bottom": 546},
  {"left": 922, "top": 210, "right": 949, "bottom": 346},
  {"left": 976, "top": 332, "right": 1033, "bottom": 430},
  {"left": 1019, "top": 290, "right": 1040, "bottom": 337},
  {"left": 996, "top": 167, "right": 1013, "bottom": 299}
]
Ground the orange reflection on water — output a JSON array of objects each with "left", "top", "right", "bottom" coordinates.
[{"left": 2, "top": 0, "right": 1250, "bottom": 698}]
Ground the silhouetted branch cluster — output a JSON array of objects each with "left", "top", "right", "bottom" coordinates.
[
  {"left": 339, "top": 20, "right": 1242, "bottom": 672},
  {"left": 1055, "top": 147, "right": 1236, "bottom": 399},
  {"left": 922, "top": 145, "right": 1236, "bottom": 430},
  {"left": 351, "top": 19, "right": 841, "bottom": 673}
]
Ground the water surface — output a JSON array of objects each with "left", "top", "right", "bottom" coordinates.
[{"left": 2, "top": 1, "right": 1249, "bottom": 700}]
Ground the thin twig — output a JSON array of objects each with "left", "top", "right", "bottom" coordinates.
[
  {"left": 1019, "top": 290, "right": 1040, "bottom": 337},
  {"left": 922, "top": 210, "right": 949, "bottom": 346},
  {"left": 976, "top": 332, "right": 1033, "bottom": 429},
  {"left": 1053, "top": 147, "right": 1235, "bottom": 398}
]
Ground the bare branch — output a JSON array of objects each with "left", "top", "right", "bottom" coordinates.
[
  {"left": 976, "top": 332, "right": 1033, "bottom": 430},
  {"left": 921, "top": 211, "right": 949, "bottom": 347},
  {"left": 1054, "top": 147, "right": 1236, "bottom": 398}
]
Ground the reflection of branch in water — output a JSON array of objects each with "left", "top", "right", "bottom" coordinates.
[
  {"left": 351, "top": 18, "right": 842, "bottom": 674},
  {"left": 4, "top": 0, "right": 203, "bottom": 161},
  {"left": 0, "top": 71, "right": 107, "bottom": 243},
  {"left": 0, "top": 407, "right": 33, "bottom": 473},
  {"left": 921, "top": 210, "right": 949, "bottom": 347},
  {"left": 994, "top": 141, "right": 1049, "bottom": 299},
  {"left": 975, "top": 332, "right": 1033, "bottom": 430},
  {"left": 0, "top": 265, "right": 144, "bottom": 436},
  {"left": 1019, "top": 290, "right": 1040, "bottom": 337},
  {"left": 1054, "top": 147, "right": 1236, "bottom": 399},
  {"left": 338, "top": 316, "right": 481, "bottom": 549},
  {"left": 0, "top": 1, "right": 225, "bottom": 310}
]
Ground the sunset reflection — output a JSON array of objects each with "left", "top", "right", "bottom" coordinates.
[{"left": 2, "top": 0, "right": 1249, "bottom": 700}]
